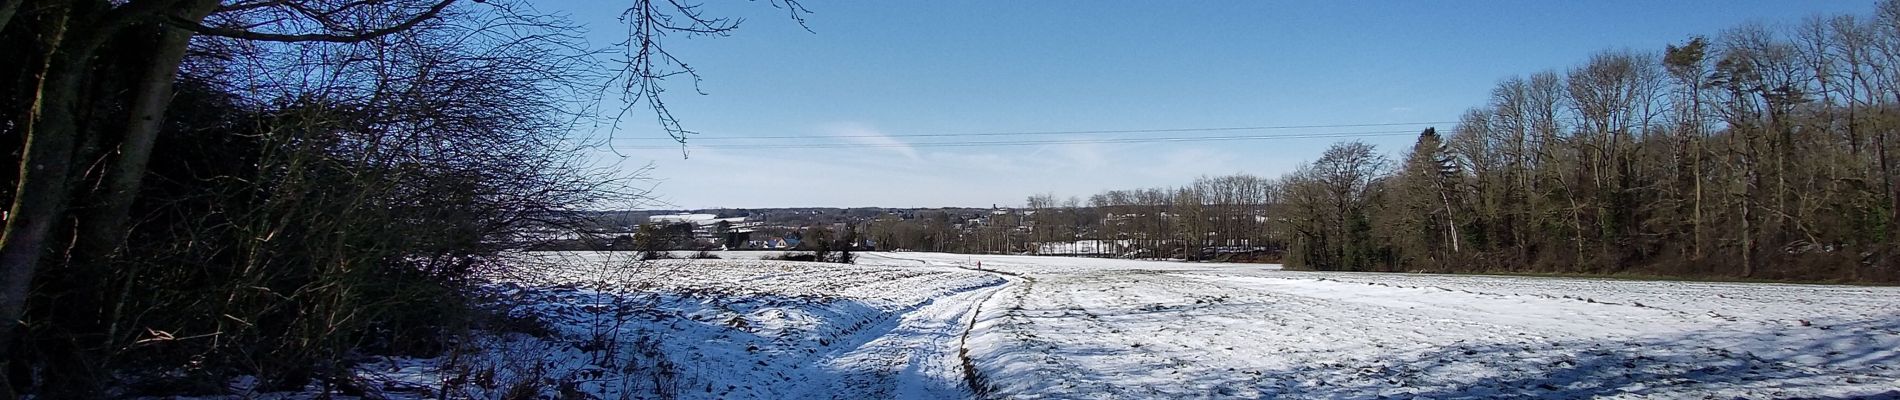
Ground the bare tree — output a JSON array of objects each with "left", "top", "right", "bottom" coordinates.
[{"left": 0, "top": 0, "right": 803, "bottom": 395}]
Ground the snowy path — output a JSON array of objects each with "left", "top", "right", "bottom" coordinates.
[
  {"left": 791, "top": 275, "right": 1005, "bottom": 399},
  {"left": 861, "top": 252, "right": 1900, "bottom": 399},
  {"left": 348, "top": 255, "right": 1012, "bottom": 399}
]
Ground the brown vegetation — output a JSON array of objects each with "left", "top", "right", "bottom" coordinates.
[{"left": 0, "top": 0, "right": 799, "bottom": 396}]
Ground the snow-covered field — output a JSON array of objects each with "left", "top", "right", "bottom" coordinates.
[
  {"left": 894, "top": 253, "right": 1900, "bottom": 399},
  {"left": 258, "top": 251, "right": 1900, "bottom": 399},
  {"left": 345, "top": 252, "right": 1004, "bottom": 399}
]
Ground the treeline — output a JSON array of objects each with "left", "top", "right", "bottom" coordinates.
[
  {"left": 1012, "top": 175, "right": 1280, "bottom": 260},
  {"left": 1286, "top": 4, "right": 1900, "bottom": 281},
  {"left": 864, "top": 210, "right": 1017, "bottom": 254},
  {"left": 0, "top": 1, "right": 644, "bottom": 396},
  {"left": 863, "top": 174, "right": 1281, "bottom": 260}
]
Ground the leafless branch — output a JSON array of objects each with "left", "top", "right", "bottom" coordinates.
[{"left": 171, "top": 0, "right": 458, "bottom": 43}]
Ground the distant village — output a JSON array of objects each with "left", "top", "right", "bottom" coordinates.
[
  {"left": 536, "top": 205, "right": 1283, "bottom": 262},
  {"left": 548, "top": 207, "right": 1012, "bottom": 251}
]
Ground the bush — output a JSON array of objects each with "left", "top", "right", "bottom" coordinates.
[
  {"left": 765, "top": 252, "right": 819, "bottom": 262},
  {"left": 5, "top": 5, "right": 633, "bottom": 394},
  {"left": 639, "top": 249, "right": 676, "bottom": 261}
]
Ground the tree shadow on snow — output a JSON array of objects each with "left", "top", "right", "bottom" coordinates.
[
  {"left": 1350, "top": 319, "right": 1900, "bottom": 400},
  {"left": 971, "top": 303, "right": 1900, "bottom": 400},
  {"left": 467, "top": 284, "right": 972, "bottom": 400}
]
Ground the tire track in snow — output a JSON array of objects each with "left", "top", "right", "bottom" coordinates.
[
  {"left": 950, "top": 265, "right": 1028, "bottom": 400},
  {"left": 782, "top": 253, "right": 1021, "bottom": 399},
  {"left": 860, "top": 251, "right": 1026, "bottom": 399},
  {"left": 857, "top": 251, "right": 1009, "bottom": 396},
  {"left": 779, "top": 273, "right": 1005, "bottom": 399}
]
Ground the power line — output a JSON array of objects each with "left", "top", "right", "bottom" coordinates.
[
  {"left": 609, "top": 129, "right": 1439, "bottom": 150},
  {"left": 605, "top": 121, "right": 1454, "bottom": 141}
]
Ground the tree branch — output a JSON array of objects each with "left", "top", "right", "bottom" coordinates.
[{"left": 168, "top": 0, "right": 457, "bottom": 43}]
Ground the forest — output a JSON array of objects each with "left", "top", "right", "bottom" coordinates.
[{"left": 1280, "top": 5, "right": 1900, "bottom": 282}]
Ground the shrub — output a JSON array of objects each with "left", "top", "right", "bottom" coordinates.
[{"left": 765, "top": 252, "right": 819, "bottom": 262}]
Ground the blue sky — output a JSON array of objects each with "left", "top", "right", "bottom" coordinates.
[{"left": 540, "top": 1, "right": 1874, "bottom": 209}]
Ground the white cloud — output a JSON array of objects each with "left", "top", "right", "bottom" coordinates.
[
  {"left": 1051, "top": 143, "right": 1109, "bottom": 171},
  {"left": 925, "top": 151, "right": 1021, "bottom": 173},
  {"left": 1139, "top": 147, "right": 1239, "bottom": 180},
  {"left": 823, "top": 121, "right": 919, "bottom": 161},
  {"left": 611, "top": 136, "right": 1320, "bottom": 209}
]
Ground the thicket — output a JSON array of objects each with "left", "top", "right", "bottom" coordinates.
[{"left": 0, "top": 0, "right": 700, "bottom": 396}]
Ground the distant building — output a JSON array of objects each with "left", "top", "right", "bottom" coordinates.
[
  {"left": 647, "top": 213, "right": 761, "bottom": 246},
  {"left": 648, "top": 213, "right": 718, "bottom": 224}
]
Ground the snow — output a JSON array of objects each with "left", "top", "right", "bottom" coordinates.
[
  {"left": 906, "top": 253, "right": 1900, "bottom": 399},
  {"left": 647, "top": 213, "right": 743, "bottom": 225},
  {"left": 454, "top": 253, "right": 1005, "bottom": 399},
  {"left": 191, "top": 252, "right": 1900, "bottom": 399}
]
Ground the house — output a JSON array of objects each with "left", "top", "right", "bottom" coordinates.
[{"left": 746, "top": 236, "right": 801, "bottom": 250}]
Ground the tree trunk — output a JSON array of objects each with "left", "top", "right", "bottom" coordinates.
[
  {"left": 1438, "top": 183, "right": 1460, "bottom": 253},
  {"left": 1693, "top": 134, "right": 1705, "bottom": 260},
  {"left": 83, "top": 0, "right": 221, "bottom": 346},
  {"left": 1881, "top": 125, "right": 1897, "bottom": 244},
  {"left": 78, "top": 0, "right": 218, "bottom": 265},
  {"left": 1690, "top": 84, "right": 1705, "bottom": 262},
  {"left": 0, "top": 1, "right": 171, "bottom": 394},
  {"left": 1, "top": 6, "right": 79, "bottom": 395},
  {"left": 1742, "top": 139, "right": 1759, "bottom": 279},
  {"left": 0, "top": 0, "right": 20, "bottom": 35},
  {"left": 1742, "top": 193, "right": 1755, "bottom": 278},
  {"left": 1569, "top": 193, "right": 1586, "bottom": 271}
]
